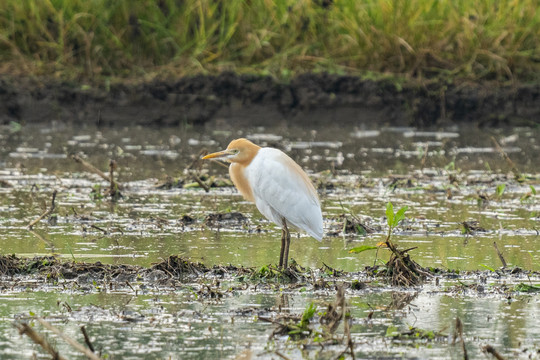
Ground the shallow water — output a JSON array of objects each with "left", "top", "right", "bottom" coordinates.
[{"left": 1, "top": 122, "right": 540, "bottom": 359}]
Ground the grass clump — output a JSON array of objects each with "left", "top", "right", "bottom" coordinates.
[
  {"left": 0, "top": 0, "right": 539, "bottom": 82},
  {"left": 349, "top": 202, "right": 430, "bottom": 286},
  {"left": 383, "top": 202, "right": 431, "bottom": 286}
]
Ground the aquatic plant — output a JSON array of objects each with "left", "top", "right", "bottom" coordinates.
[
  {"left": 350, "top": 202, "right": 429, "bottom": 286},
  {"left": 383, "top": 202, "right": 431, "bottom": 286}
]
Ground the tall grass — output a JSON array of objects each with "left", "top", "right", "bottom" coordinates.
[{"left": 0, "top": 0, "right": 538, "bottom": 82}]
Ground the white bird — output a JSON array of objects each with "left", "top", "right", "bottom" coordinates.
[{"left": 202, "top": 138, "right": 323, "bottom": 268}]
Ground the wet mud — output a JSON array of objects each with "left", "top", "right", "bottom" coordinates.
[
  {"left": 2, "top": 254, "right": 539, "bottom": 292},
  {"left": 1, "top": 74, "right": 540, "bottom": 127},
  {"left": 2, "top": 253, "right": 540, "bottom": 359}
]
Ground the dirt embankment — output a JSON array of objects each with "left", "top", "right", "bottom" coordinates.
[{"left": 1, "top": 73, "right": 539, "bottom": 127}]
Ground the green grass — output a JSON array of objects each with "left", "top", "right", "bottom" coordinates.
[{"left": 0, "top": 0, "right": 539, "bottom": 82}]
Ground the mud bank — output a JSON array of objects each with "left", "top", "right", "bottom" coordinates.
[
  {"left": 2, "top": 254, "right": 539, "bottom": 292},
  {"left": 1, "top": 73, "right": 539, "bottom": 128}
]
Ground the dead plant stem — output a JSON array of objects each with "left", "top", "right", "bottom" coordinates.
[
  {"left": 72, "top": 155, "right": 120, "bottom": 189},
  {"left": 27, "top": 190, "right": 57, "bottom": 229},
  {"left": 490, "top": 136, "right": 522, "bottom": 180},
  {"left": 483, "top": 345, "right": 506, "bottom": 360},
  {"left": 493, "top": 242, "right": 507, "bottom": 268},
  {"left": 15, "top": 322, "right": 67, "bottom": 360},
  {"left": 36, "top": 317, "right": 102, "bottom": 360},
  {"left": 80, "top": 326, "right": 95, "bottom": 353}
]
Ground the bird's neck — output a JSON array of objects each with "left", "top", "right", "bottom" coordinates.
[{"left": 229, "top": 162, "right": 255, "bottom": 202}]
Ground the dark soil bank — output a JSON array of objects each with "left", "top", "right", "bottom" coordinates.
[{"left": 1, "top": 73, "right": 539, "bottom": 127}]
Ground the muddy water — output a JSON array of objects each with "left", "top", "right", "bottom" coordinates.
[{"left": 1, "top": 122, "right": 540, "bottom": 359}]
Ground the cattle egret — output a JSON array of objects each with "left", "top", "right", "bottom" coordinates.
[{"left": 202, "top": 138, "right": 323, "bottom": 268}]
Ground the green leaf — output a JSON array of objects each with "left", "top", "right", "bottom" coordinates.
[
  {"left": 385, "top": 325, "right": 400, "bottom": 338},
  {"left": 514, "top": 283, "right": 540, "bottom": 292},
  {"left": 386, "top": 202, "right": 394, "bottom": 228},
  {"left": 349, "top": 245, "right": 378, "bottom": 254},
  {"left": 530, "top": 185, "right": 537, "bottom": 195},
  {"left": 355, "top": 224, "right": 367, "bottom": 236},
  {"left": 393, "top": 206, "right": 408, "bottom": 227},
  {"left": 495, "top": 184, "right": 506, "bottom": 197},
  {"left": 479, "top": 264, "right": 495, "bottom": 272}
]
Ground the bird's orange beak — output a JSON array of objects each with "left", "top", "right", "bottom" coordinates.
[{"left": 202, "top": 149, "right": 234, "bottom": 160}]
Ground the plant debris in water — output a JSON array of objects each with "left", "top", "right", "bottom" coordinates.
[{"left": 1, "top": 255, "right": 539, "bottom": 294}]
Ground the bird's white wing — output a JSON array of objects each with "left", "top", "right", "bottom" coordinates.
[{"left": 245, "top": 148, "right": 323, "bottom": 240}]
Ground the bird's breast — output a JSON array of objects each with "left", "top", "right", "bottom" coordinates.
[{"left": 229, "top": 163, "right": 255, "bottom": 202}]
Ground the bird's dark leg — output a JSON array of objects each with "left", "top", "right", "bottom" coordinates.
[
  {"left": 280, "top": 218, "right": 291, "bottom": 269},
  {"left": 279, "top": 219, "right": 286, "bottom": 268}
]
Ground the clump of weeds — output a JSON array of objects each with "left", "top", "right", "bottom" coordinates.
[
  {"left": 351, "top": 202, "right": 431, "bottom": 286},
  {"left": 385, "top": 324, "right": 446, "bottom": 342},
  {"left": 250, "top": 261, "right": 310, "bottom": 283},
  {"left": 382, "top": 202, "right": 431, "bottom": 286},
  {"left": 265, "top": 285, "right": 353, "bottom": 354}
]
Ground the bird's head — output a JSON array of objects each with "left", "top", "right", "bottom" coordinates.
[{"left": 202, "top": 138, "right": 261, "bottom": 165}]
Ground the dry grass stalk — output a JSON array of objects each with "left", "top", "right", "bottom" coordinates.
[
  {"left": 71, "top": 155, "right": 122, "bottom": 190},
  {"left": 15, "top": 322, "right": 67, "bottom": 360},
  {"left": 27, "top": 190, "right": 57, "bottom": 229},
  {"left": 385, "top": 240, "right": 431, "bottom": 286},
  {"left": 490, "top": 136, "right": 522, "bottom": 180},
  {"left": 36, "top": 317, "right": 102, "bottom": 360},
  {"left": 482, "top": 345, "right": 506, "bottom": 360},
  {"left": 493, "top": 242, "right": 507, "bottom": 268}
]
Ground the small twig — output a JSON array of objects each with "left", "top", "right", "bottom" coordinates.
[
  {"left": 109, "top": 160, "right": 118, "bottom": 198},
  {"left": 72, "top": 155, "right": 121, "bottom": 189},
  {"left": 420, "top": 143, "right": 429, "bottom": 169},
  {"left": 80, "top": 326, "right": 95, "bottom": 353},
  {"left": 28, "top": 190, "right": 57, "bottom": 229},
  {"left": 72, "top": 155, "right": 111, "bottom": 182},
  {"left": 210, "top": 158, "right": 231, "bottom": 169},
  {"left": 28, "top": 229, "right": 55, "bottom": 251},
  {"left": 343, "top": 291, "right": 355, "bottom": 360},
  {"left": 454, "top": 317, "right": 468, "bottom": 360},
  {"left": 36, "top": 317, "right": 102, "bottom": 360},
  {"left": 15, "top": 322, "right": 67, "bottom": 360},
  {"left": 483, "top": 345, "right": 506, "bottom": 360},
  {"left": 125, "top": 281, "right": 136, "bottom": 292},
  {"left": 274, "top": 351, "right": 291, "bottom": 360},
  {"left": 187, "top": 149, "right": 212, "bottom": 192},
  {"left": 493, "top": 242, "right": 507, "bottom": 268},
  {"left": 490, "top": 136, "right": 522, "bottom": 180},
  {"left": 90, "top": 224, "right": 108, "bottom": 234},
  {"left": 192, "top": 175, "right": 210, "bottom": 192}
]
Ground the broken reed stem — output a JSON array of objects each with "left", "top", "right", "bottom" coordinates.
[
  {"left": 342, "top": 288, "right": 355, "bottom": 360},
  {"left": 274, "top": 351, "right": 291, "bottom": 360},
  {"left": 15, "top": 322, "right": 67, "bottom": 360},
  {"left": 80, "top": 326, "right": 95, "bottom": 353},
  {"left": 493, "top": 242, "right": 507, "bottom": 268},
  {"left": 454, "top": 317, "right": 468, "bottom": 360},
  {"left": 71, "top": 155, "right": 121, "bottom": 189},
  {"left": 490, "top": 136, "right": 522, "bottom": 180},
  {"left": 186, "top": 149, "right": 211, "bottom": 192},
  {"left": 210, "top": 159, "right": 231, "bottom": 169},
  {"left": 28, "top": 229, "right": 55, "bottom": 250},
  {"left": 109, "top": 160, "right": 117, "bottom": 196},
  {"left": 483, "top": 345, "right": 506, "bottom": 360},
  {"left": 192, "top": 175, "right": 210, "bottom": 192},
  {"left": 27, "top": 190, "right": 57, "bottom": 229},
  {"left": 36, "top": 317, "right": 102, "bottom": 360}
]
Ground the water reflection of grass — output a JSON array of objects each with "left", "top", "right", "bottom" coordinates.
[{"left": 1, "top": 0, "right": 538, "bottom": 82}]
